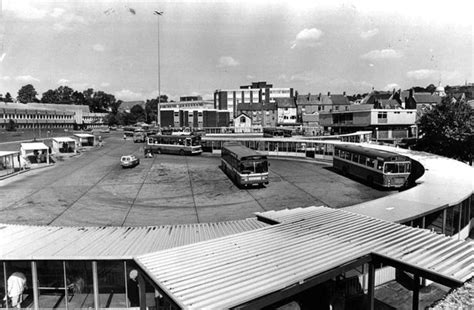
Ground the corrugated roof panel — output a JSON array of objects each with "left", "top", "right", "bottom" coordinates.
[
  {"left": 136, "top": 206, "right": 473, "bottom": 309},
  {"left": 0, "top": 219, "right": 268, "bottom": 260}
]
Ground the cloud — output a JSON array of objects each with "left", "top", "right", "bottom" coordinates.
[
  {"left": 0, "top": 76, "right": 11, "bottom": 81},
  {"left": 361, "top": 49, "right": 403, "bottom": 60},
  {"left": 360, "top": 28, "right": 379, "bottom": 39},
  {"left": 246, "top": 75, "right": 255, "bottom": 80},
  {"left": 50, "top": 8, "right": 66, "bottom": 18},
  {"left": 93, "top": 44, "right": 105, "bottom": 52},
  {"left": 291, "top": 28, "right": 323, "bottom": 49},
  {"left": 15, "top": 75, "right": 40, "bottom": 83},
  {"left": 217, "top": 56, "right": 239, "bottom": 68},
  {"left": 383, "top": 83, "right": 400, "bottom": 91},
  {"left": 406, "top": 69, "right": 437, "bottom": 80},
  {"left": 100, "top": 82, "right": 111, "bottom": 88},
  {"left": 6, "top": 2, "right": 48, "bottom": 20},
  {"left": 57, "top": 78, "right": 70, "bottom": 85},
  {"left": 114, "top": 89, "right": 144, "bottom": 101}
]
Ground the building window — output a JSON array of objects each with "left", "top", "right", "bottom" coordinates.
[{"left": 240, "top": 116, "right": 246, "bottom": 123}]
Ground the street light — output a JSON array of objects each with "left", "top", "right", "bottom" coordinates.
[{"left": 154, "top": 10, "right": 163, "bottom": 128}]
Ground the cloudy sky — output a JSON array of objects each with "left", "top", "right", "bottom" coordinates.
[{"left": 0, "top": 0, "right": 472, "bottom": 101}]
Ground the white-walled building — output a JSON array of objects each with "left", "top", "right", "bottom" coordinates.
[
  {"left": 233, "top": 113, "right": 253, "bottom": 133},
  {"left": 319, "top": 104, "right": 417, "bottom": 142}
]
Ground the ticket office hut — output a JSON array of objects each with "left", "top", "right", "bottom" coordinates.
[
  {"left": 52, "top": 137, "right": 77, "bottom": 154},
  {"left": 73, "top": 134, "right": 95, "bottom": 148},
  {"left": 20, "top": 142, "right": 49, "bottom": 165}
]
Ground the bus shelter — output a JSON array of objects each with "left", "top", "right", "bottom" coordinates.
[
  {"left": 52, "top": 137, "right": 77, "bottom": 155},
  {"left": 73, "top": 133, "right": 95, "bottom": 147},
  {"left": 0, "top": 151, "right": 21, "bottom": 178},
  {"left": 20, "top": 142, "right": 49, "bottom": 165}
]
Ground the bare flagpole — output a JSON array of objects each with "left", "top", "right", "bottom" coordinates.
[{"left": 154, "top": 10, "right": 163, "bottom": 128}]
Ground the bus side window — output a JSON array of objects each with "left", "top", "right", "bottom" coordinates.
[
  {"left": 377, "top": 161, "right": 383, "bottom": 171},
  {"left": 366, "top": 158, "right": 375, "bottom": 168}
]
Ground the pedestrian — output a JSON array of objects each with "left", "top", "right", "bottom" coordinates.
[
  {"left": 4, "top": 272, "right": 27, "bottom": 308},
  {"left": 127, "top": 269, "right": 139, "bottom": 307}
]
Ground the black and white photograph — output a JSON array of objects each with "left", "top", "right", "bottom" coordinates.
[{"left": 0, "top": 0, "right": 472, "bottom": 309}]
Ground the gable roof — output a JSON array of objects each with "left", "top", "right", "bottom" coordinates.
[{"left": 135, "top": 206, "right": 473, "bottom": 309}]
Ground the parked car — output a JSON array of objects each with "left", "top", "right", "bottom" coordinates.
[{"left": 120, "top": 155, "right": 140, "bottom": 168}]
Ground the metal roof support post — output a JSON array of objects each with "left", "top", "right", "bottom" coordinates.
[
  {"left": 3, "top": 263, "right": 8, "bottom": 310},
  {"left": 31, "top": 261, "right": 39, "bottom": 310},
  {"left": 92, "top": 261, "right": 99, "bottom": 310},
  {"left": 368, "top": 262, "right": 375, "bottom": 310},
  {"left": 138, "top": 273, "right": 147, "bottom": 310},
  {"left": 412, "top": 275, "right": 420, "bottom": 310}
]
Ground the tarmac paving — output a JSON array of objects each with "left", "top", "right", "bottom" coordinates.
[{"left": 0, "top": 132, "right": 393, "bottom": 226}]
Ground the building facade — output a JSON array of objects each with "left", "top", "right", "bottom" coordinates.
[
  {"left": 319, "top": 104, "right": 417, "bottom": 142},
  {"left": 0, "top": 103, "right": 107, "bottom": 130},
  {"left": 214, "top": 81, "right": 293, "bottom": 119},
  {"left": 236, "top": 102, "right": 277, "bottom": 128},
  {"left": 160, "top": 109, "right": 230, "bottom": 129}
]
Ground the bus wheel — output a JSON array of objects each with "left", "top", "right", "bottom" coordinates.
[{"left": 179, "top": 150, "right": 185, "bottom": 156}]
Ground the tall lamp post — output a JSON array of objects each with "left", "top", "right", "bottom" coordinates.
[{"left": 154, "top": 10, "right": 163, "bottom": 128}]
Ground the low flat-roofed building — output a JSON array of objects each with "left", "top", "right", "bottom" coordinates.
[
  {"left": 319, "top": 104, "right": 417, "bottom": 142},
  {"left": 20, "top": 142, "right": 50, "bottom": 165},
  {"left": 73, "top": 133, "right": 95, "bottom": 147},
  {"left": 52, "top": 137, "right": 77, "bottom": 155}
]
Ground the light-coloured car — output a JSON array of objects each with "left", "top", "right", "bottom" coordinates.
[{"left": 120, "top": 155, "right": 140, "bottom": 168}]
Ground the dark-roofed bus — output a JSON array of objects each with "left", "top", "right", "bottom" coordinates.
[
  {"left": 145, "top": 134, "right": 202, "bottom": 156},
  {"left": 221, "top": 142, "right": 269, "bottom": 187},
  {"left": 333, "top": 144, "right": 411, "bottom": 188}
]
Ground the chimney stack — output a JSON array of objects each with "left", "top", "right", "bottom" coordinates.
[
  {"left": 327, "top": 91, "right": 331, "bottom": 96},
  {"left": 343, "top": 91, "right": 346, "bottom": 96}
]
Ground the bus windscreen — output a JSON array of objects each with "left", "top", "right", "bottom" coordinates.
[{"left": 239, "top": 160, "right": 268, "bottom": 174}]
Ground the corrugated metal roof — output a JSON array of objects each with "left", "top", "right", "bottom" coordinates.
[
  {"left": 135, "top": 206, "right": 473, "bottom": 309},
  {"left": 0, "top": 219, "right": 268, "bottom": 260}
]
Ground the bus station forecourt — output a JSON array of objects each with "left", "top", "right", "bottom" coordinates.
[{"left": 0, "top": 130, "right": 473, "bottom": 309}]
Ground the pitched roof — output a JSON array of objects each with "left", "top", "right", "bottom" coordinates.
[
  {"left": 136, "top": 206, "right": 473, "bottom": 309},
  {"left": 274, "top": 97, "right": 296, "bottom": 108},
  {"left": 330, "top": 94, "right": 350, "bottom": 105}
]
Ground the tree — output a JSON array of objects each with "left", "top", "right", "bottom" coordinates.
[
  {"left": 4, "top": 92, "right": 13, "bottom": 102},
  {"left": 6, "top": 119, "right": 16, "bottom": 131},
  {"left": 426, "top": 84, "right": 437, "bottom": 94},
  {"left": 130, "top": 104, "right": 146, "bottom": 123},
  {"left": 415, "top": 96, "right": 473, "bottom": 164},
  {"left": 41, "top": 89, "right": 60, "bottom": 103},
  {"left": 89, "top": 91, "right": 116, "bottom": 112},
  {"left": 0, "top": 94, "right": 3, "bottom": 102},
  {"left": 57, "top": 86, "right": 74, "bottom": 104},
  {"left": 71, "top": 91, "right": 86, "bottom": 105},
  {"left": 17, "top": 84, "right": 38, "bottom": 103}
]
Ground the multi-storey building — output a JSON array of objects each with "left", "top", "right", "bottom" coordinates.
[
  {"left": 0, "top": 102, "right": 108, "bottom": 130},
  {"left": 319, "top": 104, "right": 417, "bottom": 142},
  {"left": 159, "top": 100, "right": 214, "bottom": 111},
  {"left": 274, "top": 98, "right": 297, "bottom": 125},
  {"left": 214, "top": 81, "right": 293, "bottom": 119},
  {"left": 160, "top": 109, "right": 229, "bottom": 129}
]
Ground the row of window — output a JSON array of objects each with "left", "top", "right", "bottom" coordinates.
[
  {"left": 0, "top": 113, "right": 73, "bottom": 119},
  {"left": 0, "top": 123, "right": 73, "bottom": 129},
  {"left": 409, "top": 195, "right": 473, "bottom": 236}
]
